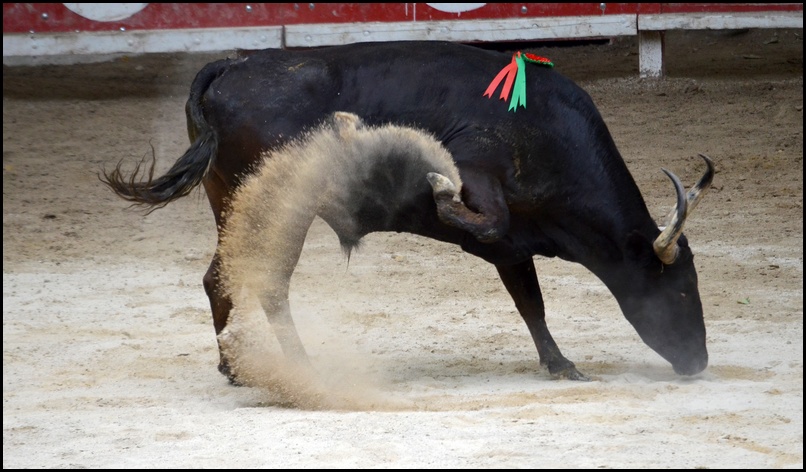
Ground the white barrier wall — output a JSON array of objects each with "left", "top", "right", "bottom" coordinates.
[{"left": 3, "top": 3, "right": 803, "bottom": 76}]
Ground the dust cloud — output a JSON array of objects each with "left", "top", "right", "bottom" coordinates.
[{"left": 216, "top": 112, "right": 463, "bottom": 410}]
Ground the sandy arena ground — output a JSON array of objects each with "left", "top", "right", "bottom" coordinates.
[{"left": 3, "top": 29, "right": 803, "bottom": 468}]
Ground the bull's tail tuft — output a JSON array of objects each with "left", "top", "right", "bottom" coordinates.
[
  {"left": 100, "top": 58, "right": 228, "bottom": 212},
  {"left": 99, "top": 132, "right": 217, "bottom": 212}
]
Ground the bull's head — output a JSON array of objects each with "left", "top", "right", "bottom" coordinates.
[{"left": 619, "top": 155, "right": 714, "bottom": 375}]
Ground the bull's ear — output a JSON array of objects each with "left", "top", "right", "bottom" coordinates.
[{"left": 625, "top": 230, "right": 662, "bottom": 271}]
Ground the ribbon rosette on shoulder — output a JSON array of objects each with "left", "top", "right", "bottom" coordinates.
[{"left": 483, "top": 52, "right": 554, "bottom": 112}]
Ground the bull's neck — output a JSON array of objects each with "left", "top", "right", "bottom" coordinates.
[{"left": 538, "top": 187, "right": 659, "bottom": 286}]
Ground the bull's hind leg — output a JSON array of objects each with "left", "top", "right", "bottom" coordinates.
[
  {"left": 202, "top": 173, "right": 239, "bottom": 380},
  {"left": 427, "top": 171, "right": 510, "bottom": 243},
  {"left": 202, "top": 252, "right": 237, "bottom": 378},
  {"left": 496, "top": 260, "right": 589, "bottom": 381}
]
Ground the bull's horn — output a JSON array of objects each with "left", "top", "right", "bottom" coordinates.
[
  {"left": 654, "top": 169, "right": 688, "bottom": 265},
  {"left": 654, "top": 154, "right": 715, "bottom": 264},
  {"left": 661, "top": 154, "right": 715, "bottom": 226},
  {"left": 686, "top": 154, "right": 715, "bottom": 214}
]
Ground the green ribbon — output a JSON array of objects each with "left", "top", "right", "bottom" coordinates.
[
  {"left": 484, "top": 51, "right": 554, "bottom": 113},
  {"left": 509, "top": 53, "right": 527, "bottom": 112}
]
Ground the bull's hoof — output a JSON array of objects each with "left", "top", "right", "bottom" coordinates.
[
  {"left": 218, "top": 361, "right": 243, "bottom": 386},
  {"left": 475, "top": 227, "right": 504, "bottom": 244},
  {"left": 426, "top": 172, "right": 460, "bottom": 200},
  {"left": 545, "top": 360, "right": 590, "bottom": 381},
  {"left": 550, "top": 367, "right": 590, "bottom": 381}
]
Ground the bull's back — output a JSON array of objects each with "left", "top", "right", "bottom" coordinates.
[
  {"left": 203, "top": 41, "right": 581, "bottom": 140},
  {"left": 198, "top": 41, "right": 612, "bottom": 205}
]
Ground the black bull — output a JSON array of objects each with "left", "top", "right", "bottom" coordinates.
[{"left": 101, "top": 40, "right": 714, "bottom": 381}]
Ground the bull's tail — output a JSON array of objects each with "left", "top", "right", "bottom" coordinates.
[{"left": 99, "top": 59, "right": 229, "bottom": 211}]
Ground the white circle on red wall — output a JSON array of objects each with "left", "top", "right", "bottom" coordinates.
[
  {"left": 62, "top": 3, "right": 149, "bottom": 22},
  {"left": 425, "top": 3, "right": 486, "bottom": 14}
]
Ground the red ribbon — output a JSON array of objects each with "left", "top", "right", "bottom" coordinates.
[
  {"left": 484, "top": 52, "right": 553, "bottom": 112},
  {"left": 483, "top": 53, "right": 520, "bottom": 102}
]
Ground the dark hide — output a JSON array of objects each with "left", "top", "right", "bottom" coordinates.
[{"left": 101, "top": 41, "right": 714, "bottom": 381}]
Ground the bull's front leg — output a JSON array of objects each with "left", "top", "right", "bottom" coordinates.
[
  {"left": 496, "top": 260, "right": 589, "bottom": 381},
  {"left": 258, "top": 290, "right": 313, "bottom": 368},
  {"left": 218, "top": 198, "right": 318, "bottom": 383},
  {"left": 247, "top": 213, "right": 317, "bottom": 371}
]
